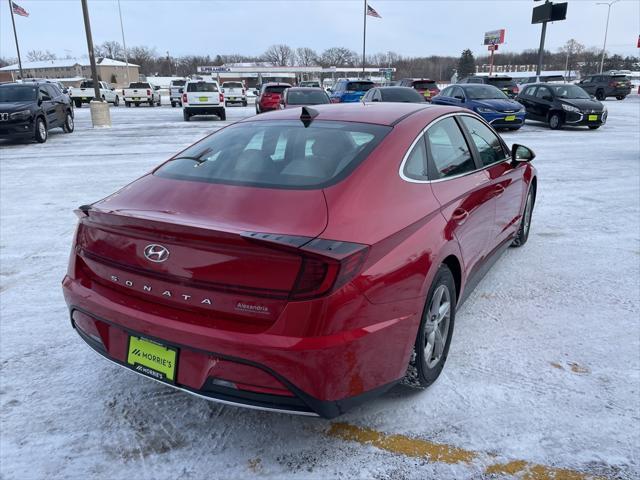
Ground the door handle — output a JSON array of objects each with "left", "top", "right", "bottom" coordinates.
[
  {"left": 493, "top": 185, "right": 505, "bottom": 197},
  {"left": 452, "top": 208, "right": 469, "bottom": 225}
]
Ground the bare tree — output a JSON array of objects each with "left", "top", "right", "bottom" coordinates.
[
  {"left": 318, "top": 47, "right": 357, "bottom": 67},
  {"left": 296, "top": 47, "right": 318, "bottom": 66},
  {"left": 26, "top": 50, "right": 57, "bottom": 62},
  {"left": 559, "top": 39, "right": 585, "bottom": 74},
  {"left": 0, "top": 56, "right": 17, "bottom": 68},
  {"left": 262, "top": 44, "right": 295, "bottom": 66},
  {"left": 128, "top": 46, "right": 158, "bottom": 74},
  {"left": 95, "top": 41, "right": 124, "bottom": 60}
]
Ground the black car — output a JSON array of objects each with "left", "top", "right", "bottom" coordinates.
[
  {"left": 576, "top": 73, "right": 632, "bottom": 101},
  {"left": 516, "top": 83, "right": 606, "bottom": 130},
  {"left": 0, "top": 82, "right": 74, "bottom": 143},
  {"left": 458, "top": 75, "right": 519, "bottom": 98},
  {"left": 362, "top": 86, "right": 426, "bottom": 103}
]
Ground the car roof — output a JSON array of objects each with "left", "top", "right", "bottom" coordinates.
[
  {"left": 239, "top": 102, "right": 454, "bottom": 126},
  {"left": 288, "top": 87, "right": 324, "bottom": 91},
  {"left": 264, "top": 82, "right": 292, "bottom": 87}
]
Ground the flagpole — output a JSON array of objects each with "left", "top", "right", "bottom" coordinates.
[
  {"left": 8, "top": 0, "right": 24, "bottom": 80},
  {"left": 117, "top": 0, "right": 130, "bottom": 86},
  {"left": 362, "top": 0, "right": 367, "bottom": 77}
]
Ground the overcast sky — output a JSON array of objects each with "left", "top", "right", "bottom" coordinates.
[{"left": 1, "top": 0, "right": 639, "bottom": 62}]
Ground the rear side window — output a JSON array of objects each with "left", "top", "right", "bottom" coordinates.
[
  {"left": 460, "top": 116, "right": 507, "bottom": 167},
  {"left": 187, "top": 82, "right": 218, "bottom": 92},
  {"left": 426, "top": 117, "right": 475, "bottom": 179},
  {"left": 154, "top": 120, "right": 391, "bottom": 189},
  {"left": 403, "top": 136, "right": 429, "bottom": 180},
  {"left": 346, "top": 82, "right": 374, "bottom": 92}
]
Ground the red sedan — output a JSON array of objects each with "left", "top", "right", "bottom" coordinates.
[{"left": 63, "top": 103, "right": 537, "bottom": 418}]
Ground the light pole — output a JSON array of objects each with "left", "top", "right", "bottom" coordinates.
[{"left": 596, "top": 0, "right": 619, "bottom": 74}]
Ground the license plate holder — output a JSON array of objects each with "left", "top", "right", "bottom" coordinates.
[
  {"left": 588, "top": 114, "right": 598, "bottom": 121},
  {"left": 504, "top": 115, "right": 516, "bottom": 121},
  {"left": 127, "top": 335, "right": 178, "bottom": 383},
  {"left": 199, "top": 96, "right": 209, "bottom": 102}
]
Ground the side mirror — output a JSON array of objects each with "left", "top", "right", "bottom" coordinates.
[
  {"left": 62, "top": 88, "right": 69, "bottom": 94},
  {"left": 327, "top": 88, "right": 332, "bottom": 93},
  {"left": 111, "top": 87, "right": 115, "bottom": 91},
  {"left": 154, "top": 86, "right": 160, "bottom": 90},
  {"left": 511, "top": 144, "right": 535, "bottom": 163},
  {"left": 220, "top": 88, "right": 225, "bottom": 93}
]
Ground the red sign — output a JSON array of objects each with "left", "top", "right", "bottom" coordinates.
[{"left": 488, "top": 44, "right": 499, "bottom": 52}]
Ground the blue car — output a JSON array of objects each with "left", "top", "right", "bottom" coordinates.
[
  {"left": 432, "top": 84, "right": 526, "bottom": 130},
  {"left": 328, "top": 79, "right": 375, "bottom": 103}
]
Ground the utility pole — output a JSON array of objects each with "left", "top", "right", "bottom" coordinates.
[
  {"left": 361, "top": 0, "right": 367, "bottom": 77},
  {"left": 81, "top": 0, "right": 111, "bottom": 127},
  {"left": 7, "top": 0, "right": 24, "bottom": 80},
  {"left": 117, "top": 0, "right": 130, "bottom": 85},
  {"left": 597, "top": 0, "right": 619, "bottom": 73}
]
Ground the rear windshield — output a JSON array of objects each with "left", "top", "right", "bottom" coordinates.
[
  {"left": 300, "top": 81, "right": 320, "bottom": 87},
  {"left": 412, "top": 81, "right": 436, "bottom": 89},
  {"left": 380, "top": 88, "right": 425, "bottom": 102},
  {"left": 80, "top": 81, "right": 96, "bottom": 88},
  {"left": 265, "top": 85, "right": 289, "bottom": 94},
  {"left": 486, "top": 77, "right": 515, "bottom": 87},
  {"left": 223, "top": 82, "right": 243, "bottom": 88},
  {"left": 128, "top": 82, "right": 150, "bottom": 89},
  {"left": 286, "top": 90, "right": 329, "bottom": 105},
  {"left": 0, "top": 85, "right": 37, "bottom": 102},
  {"left": 154, "top": 120, "right": 391, "bottom": 189},
  {"left": 187, "top": 82, "right": 219, "bottom": 92},
  {"left": 171, "top": 80, "right": 186, "bottom": 87},
  {"left": 611, "top": 75, "right": 629, "bottom": 81},
  {"left": 346, "top": 81, "right": 374, "bottom": 92},
  {"left": 541, "top": 76, "right": 564, "bottom": 82}
]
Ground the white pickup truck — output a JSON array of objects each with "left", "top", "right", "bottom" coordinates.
[
  {"left": 69, "top": 80, "right": 119, "bottom": 108},
  {"left": 122, "top": 82, "right": 162, "bottom": 107},
  {"left": 182, "top": 79, "right": 226, "bottom": 121},
  {"left": 221, "top": 81, "right": 247, "bottom": 107}
]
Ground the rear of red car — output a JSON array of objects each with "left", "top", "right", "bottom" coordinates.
[
  {"left": 411, "top": 80, "right": 440, "bottom": 102},
  {"left": 62, "top": 115, "right": 418, "bottom": 417},
  {"left": 257, "top": 83, "right": 291, "bottom": 112}
]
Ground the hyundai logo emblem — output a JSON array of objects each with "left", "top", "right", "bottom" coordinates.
[{"left": 143, "top": 244, "right": 170, "bottom": 263}]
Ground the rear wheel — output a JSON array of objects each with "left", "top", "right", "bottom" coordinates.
[
  {"left": 171, "top": 101, "right": 176, "bottom": 108},
  {"left": 149, "top": 99, "right": 154, "bottom": 107},
  {"left": 511, "top": 186, "right": 534, "bottom": 247},
  {"left": 616, "top": 95, "right": 626, "bottom": 101},
  {"left": 113, "top": 95, "right": 120, "bottom": 107},
  {"left": 125, "top": 101, "right": 131, "bottom": 107},
  {"left": 34, "top": 117, "right": 48, "bottom": 143},
  {"left": 183, "top": 111, "right": 190, "bottom": 122},
  {"left": 595, "top": 89, "right": 605, "bottom": 101},
  {"left": 218, "top": 110, "right": 226, "bottom": 121},
  {"left": 255, "top": 105, "right": 260, "bottom": 114},
  {"left": 403, "top": 265, "right": 456, "bottom": 389},
  {"left": 74, "top": 99, "right": 82, "bottom": 108},
  {"left": 243, "top": 99, "right": 248, "bottom": 107},
  {"left": 548, "top": 112, "right": 563, "bottom": 130},
  {"left": 62, "top": 111, "right": 74, "bottom": 133},
  {"left": 135, "top": 103, "right": 140, "bottom": 107},
  {"left": 157, "top": 97, "right": 161, "bottom": 106}
]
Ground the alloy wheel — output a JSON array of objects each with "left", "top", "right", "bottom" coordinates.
[{"left": 424, "top": 284, "right": 451, "bottom": 369}]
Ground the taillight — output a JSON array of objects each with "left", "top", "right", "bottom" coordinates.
[
  {"left": 182, "top": 93, "right": 187, "bottom": 104},
  {"left": 242, "top": 232, "right": 369, "bottom": 300},
  {"left": 147, "top": 89, "right": 151, "bottom": 96},
  {"left": 330, "top": 97, "right": 341, "bottom": 103},
  {"left": 219, "top": 93, "right": 224, "bottom": 102}
]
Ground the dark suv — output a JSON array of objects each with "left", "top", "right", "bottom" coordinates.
[
  {"left": 577, "top": 74, "right": 632, "bottom": 101},
  {"left": 459, "top": 75, "right": 519, "bottom": 98},
  {"left": 0, "top": 82, "right": 74, "bottom": 143}
]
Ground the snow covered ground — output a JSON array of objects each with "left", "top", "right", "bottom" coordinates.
[{"left": 1, "top": 99, "right": 639, "bottom": 480}]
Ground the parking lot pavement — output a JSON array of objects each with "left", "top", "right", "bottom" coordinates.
[{"left": 1, "top": 99, "right": 639, "bottom": 479}]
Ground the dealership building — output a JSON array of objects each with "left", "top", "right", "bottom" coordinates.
[{"left": 0, "top": 58, "right": 140, "bottom": 87}]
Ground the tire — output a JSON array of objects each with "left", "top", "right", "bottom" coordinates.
[
  {"left": 588, "top": 125, "right": 600, "bottom": 130},
  {"left": 218, "top": 110, "right": 226, "bottom": 121},
  {"left": 157, "top": 97, "right": 161, "bottom": 106},
  {"left": 595, "top": 89, "right": 605, "bottom": 101},
  {"left": 101, "top": 95, "right": 106, "bottom": 102},
  {"left": 74, "top": 99, "right": 82, "bottom": 108},
  {"left": 508, "top": 127, "right": 521, "bottom": 131},
  {"left": 135, "top": 103, "right": 140, "bottom": 107},
  {"left": 224, "top": 101, "right": 229, "bottom": 107},
  {"left": 62, "top": 111, "right": 74, "bottom": 133},
  {"left": 183, "top": 111, "right": 190, "bottom": 122},
  {"left": 243, "top": 100, "right": 247, "bottom": 107},
  {"left": 548, "top": 112, "right": 563, "bottom": 130},
  {"left": 616, "top": 96, "right": 626, "bottom": 101},
  {"left": 511, "top": 185, "right": 535, "bottom": 248},
  {"left": 113, "top": 96, "right": 119, "bottom": 107},
  {"left": 149, "top": 99, "right": 154, "bottom": 107},
  {"left": 171, "top": 102, "right": 176, "bottom": 108},
  {"left": 255, "top": 105, "right": 260, "bottom": 114},
  {"left": 403, "top": 265, "right": 456, "bottom": 389},
  {"left": 34, "top": 117, "right": 48, "bottom": 143},
  {"left": 125, "top": 102, "right": 131, "bottom": 108}
]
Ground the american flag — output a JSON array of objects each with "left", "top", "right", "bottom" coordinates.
[
  {"left": 366, "top": 3, "right": 381, "bottom": 18},
  {"left": 12, "top": 1, "right": 29, "bottom": 17}
]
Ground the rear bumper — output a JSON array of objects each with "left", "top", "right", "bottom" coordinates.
[
  {"left": 124, "top": 96, "right": 153, "bottom": 102},
  {"left": 62, "top": 275, "right": 412, "bottom": 418},
  {"left": 184, "top": 105, "right": 224, "bottom": 115},
  {"left": 606, "top": 88, "right": 631, "bottom": 97}
]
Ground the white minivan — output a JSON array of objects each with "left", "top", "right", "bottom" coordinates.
[{"left": 182, "top": 80, "right": 226, "bottom": 121}]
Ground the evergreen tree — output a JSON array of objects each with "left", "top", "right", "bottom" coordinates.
[{"left": 457, "top": 49, "right": 476, "bottom": 79}]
